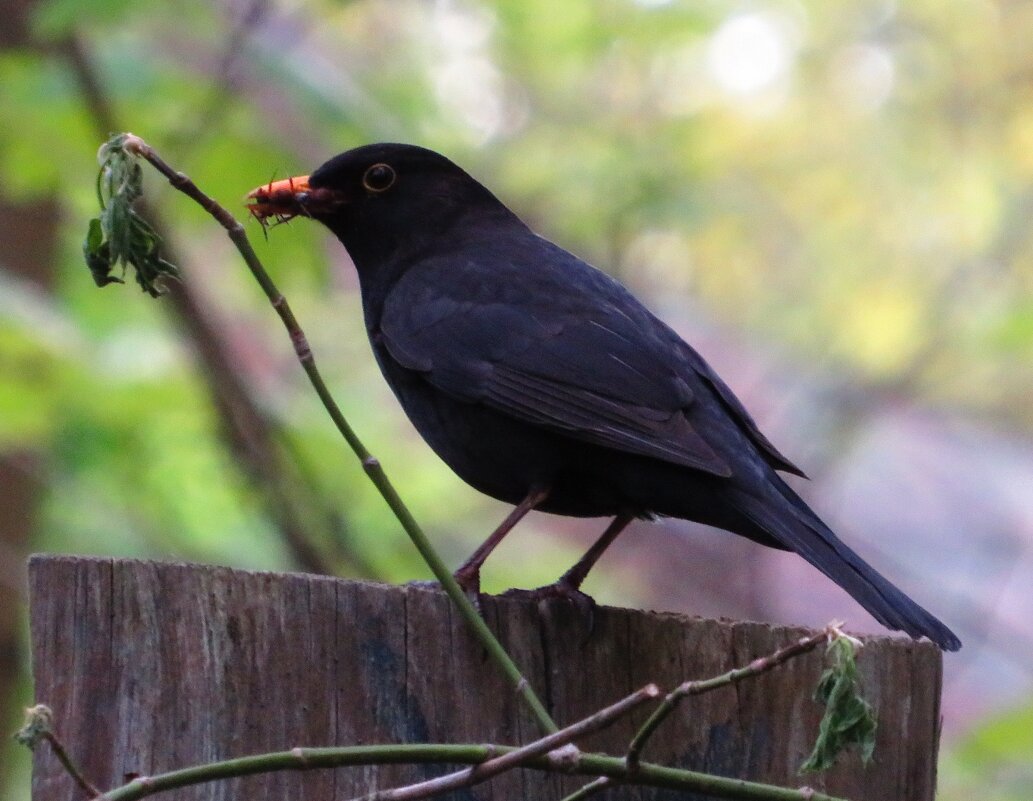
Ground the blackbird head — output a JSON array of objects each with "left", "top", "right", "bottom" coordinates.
[{"left": 248, "top": 143, "right": 519, "bottom": 277}]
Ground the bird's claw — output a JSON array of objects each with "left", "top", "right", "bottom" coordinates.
[{"left": 501, "top": 580, "right": 597, "bottom": 631}]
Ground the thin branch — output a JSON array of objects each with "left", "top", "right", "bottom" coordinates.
[
  {"left": 44, "top": 731, "right": 101, "bottom": 798},
  {"left": 352, "top": 685, "right": 660, "bottom": 801},
  {"left": 90, "top": 742, "right": 846, "bottom": 801},
  {"left": 15, "top": 706, "right": 101, "bottom": 798},
  {"left": 625, "top": 627, "right": 831, "bottom": 769},
  {"left": 117, "top": 133, "right": 558, "bottom": 737},
  {"left": 559, "top": 776, "right": 615, "bottom": 801}
]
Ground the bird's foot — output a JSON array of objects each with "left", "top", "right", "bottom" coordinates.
[
  {"left": 501, "top": 579, "right": 596, "bottom": 629},
  {"left": 452, "top": 566, "right": 484, "bottom": 611}
]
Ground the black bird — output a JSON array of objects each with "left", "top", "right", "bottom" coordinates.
[{"left": 248, "top": 143, "right": 961, "bottom": 651}]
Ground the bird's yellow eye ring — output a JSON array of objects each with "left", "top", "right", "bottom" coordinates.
[{"left": 363, "top": 163, "right": 396, "bottom": 193}]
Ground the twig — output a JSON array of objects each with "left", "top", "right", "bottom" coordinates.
[
  {"left": 116, "top": 133, "right": 558, "bottom": 737},
  {"left": 90, "top": 741, "right": 846, "bottom": 801},
  {"left": 351, "top": 684, "right": 660, "bottom": 801},
  {"left": 625, "top": 627, "right": 832, "bottom": 769},
  {"left": 15, "top": 705, "right": 101, "bottom": 798},
  {"left": 559, "top": 776, "right": 615, "bottom": 801}
]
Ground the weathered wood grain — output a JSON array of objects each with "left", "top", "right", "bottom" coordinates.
[{"left": 28, "top": 555, "right": 942, "bottom": 801}]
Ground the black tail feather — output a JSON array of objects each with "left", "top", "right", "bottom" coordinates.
[{"left": 735, "top": 481, "right": 961, "bottom": 651}]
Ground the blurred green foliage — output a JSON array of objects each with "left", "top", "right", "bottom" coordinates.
[
  {"left": 941, "top": 701, "right": 1033, "bottom": 801},
  {"left": 1, "top": 1, "right": 1031, "bottom": 800}
]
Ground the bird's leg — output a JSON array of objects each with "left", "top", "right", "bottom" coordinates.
[
  {"left": 453, "top": 484, "right": 551, "bottom": 603},
  {"left": 558, "top": 512, "right": 635, "bottom": 591},
  {"left": 501, "top": 513, "right": 635, "bottom": 622}
]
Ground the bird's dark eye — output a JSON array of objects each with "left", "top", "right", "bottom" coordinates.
[{"left": 362, "top": 163, "right": 396, "bottom": 193}]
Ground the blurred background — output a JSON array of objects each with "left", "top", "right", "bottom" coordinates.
[{"left": 1, "top": 0, "right": 1031, "bottom": 798}]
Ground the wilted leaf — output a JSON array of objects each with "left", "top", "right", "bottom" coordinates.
[
  {"left": 82, "top": 216, "right": 121, "bottom": 288},
  {"left": 83, "top": 133, "right": 179, "bottom": 298},
  {"left": 800, "top": 635, "right": 878, "bottom": 773}
]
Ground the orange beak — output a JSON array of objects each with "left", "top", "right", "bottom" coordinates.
[{"left": 246, "top": 175, "right": 346, "bottom": 222}]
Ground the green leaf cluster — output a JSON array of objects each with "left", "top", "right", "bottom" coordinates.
[
  {"left": 83, "top": 134, "right": 178, "bottom": 297},
  {"left": 940, "top": 701, "right": 1033, "bottom": 801},
  {"left": 801, "top": 636, "right": 877, "bottom": 773}
]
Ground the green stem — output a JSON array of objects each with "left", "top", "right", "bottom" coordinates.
[
  {"left": 95, "top": 742, "right": 845, "bottom": 801},
  {"left": 14, "top": 706, "right": 102, "bottom": 799},
  {"left": 558, "top": 776, "right": 614, "bottom": 801},
  {"left": 120, "top": 134, "right": 558, "bottom": 736}
]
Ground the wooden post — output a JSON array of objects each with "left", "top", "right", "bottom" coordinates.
[{"left": 27, "top": 555, "right": 943, "bottom": 801}]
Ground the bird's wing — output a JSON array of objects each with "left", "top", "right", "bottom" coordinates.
[
  {"left": 379, "top": 266, "right": 732, "bottom": 477},
  {"left": 671, "top": 341, "right": 807, "bottom": 477}
]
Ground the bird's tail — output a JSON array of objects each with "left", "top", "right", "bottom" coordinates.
[{"left": 734, "top": 479, "right": 961, "bottom": 651}]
